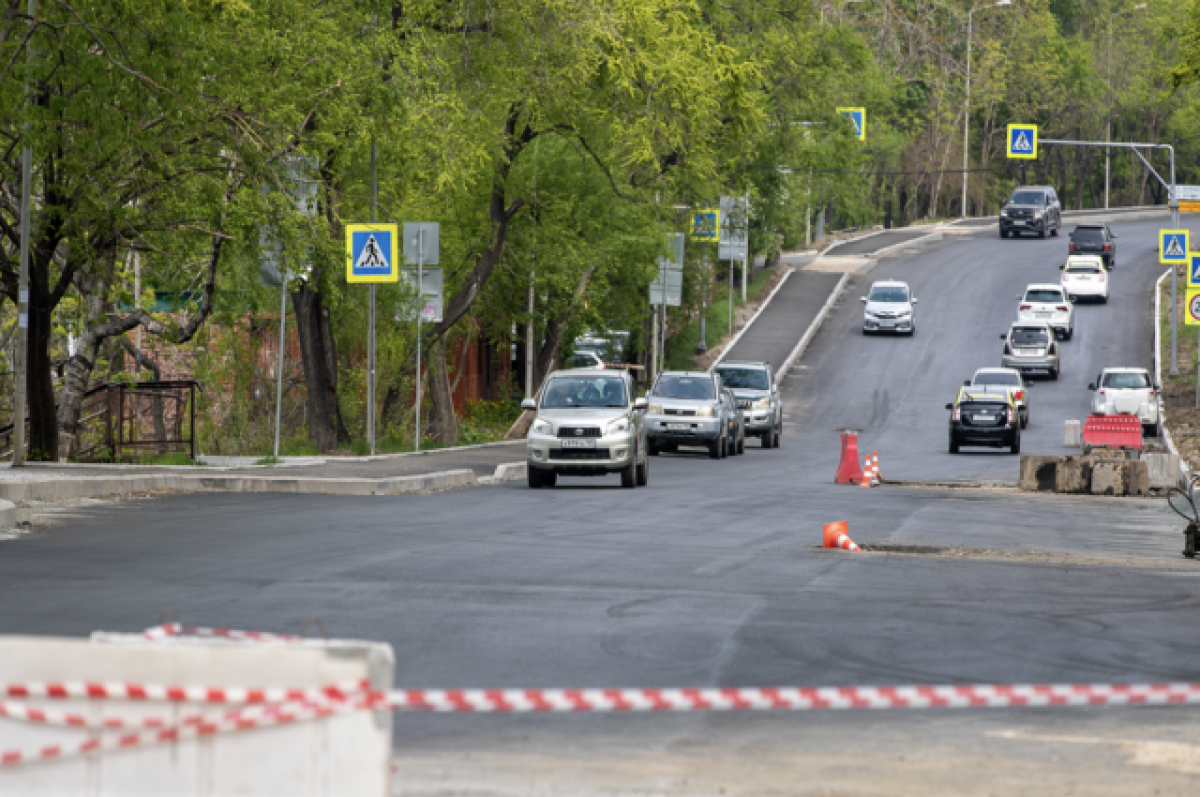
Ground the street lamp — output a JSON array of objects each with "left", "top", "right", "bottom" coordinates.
[
  {"left": 961, "top": 0, "right": 1012, "bottom": 219},
  {"left": 1106, "top": 4, "right": 1147, "bottom": 209}
]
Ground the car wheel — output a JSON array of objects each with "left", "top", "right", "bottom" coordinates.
[
  {"left": 999, "top": 229, "right": 1007, "bottom": 239},
  {"left": 709, "top": 437, "right": 722, "bottom": 459},
  {"left": 721, "top": 432, "right": 729, "bottom": 458},
  {"left": 862, "top": 327, "right": 871, "bottom": 336},
  {"left": 772, "top": 422, "right": 782, "bottom": 448},
  {"left": 1099, "top": 295, "right": 1107, "bottom": 305},
  {"left": 1049, "top": 366, "right": 1060, "bottom": 381},
  {"left": 1038, "top": 226, "right": 1047, "bottom": 239},
  {"left": 527, "top": 468, "right": 544, "bottom": 489},
  {"left": 1010, "top": 435, "right": 1021, "bottom": 455},
  {"left": 1051, "top": 223, "right": 1059, "bottom": 237},
  {"left": 648, "top": 439, "right": 659, "bottom": 456},
  {"left": 737, "top": 435, "right": 745, "bottom": 455},
  {"left": 949, "top": 436, "right": 960, "bottom": 454},
  {"left": 636, "top": 451, "right": 649, "bottom": 486},
  {"left": 620, "top": 459, "right": 637, "bottom": 488},
  {"left": 1020, "top": 411, "right": 1028, "bottom": 429}
]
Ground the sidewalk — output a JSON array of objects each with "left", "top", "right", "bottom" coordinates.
[{"left": 0, "top": 441, "right": 528, "bottom": 506}]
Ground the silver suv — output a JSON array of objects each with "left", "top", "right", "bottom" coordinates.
[
  {"left": 645, "top": 371, "right": 733, "bottom": 459},
  {"left": 861, "top": 280, "right": 918, "bottom": 335},
  {"left": 713, "top": 361, "right": 782, "bottom": 447},
  {"left": 523, "top": 369, "right": 648, "bottom": 489},
  {"left": 1001, "top": 321, "right": 1059, "bottom": 379}
]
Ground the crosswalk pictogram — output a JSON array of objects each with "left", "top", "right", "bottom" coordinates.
[
  {"left": 1012, "top": 131, "right": 1031, "bottom": 152},
  {"left": 1166, "top": 236, "right": 1185, "bottom": 257}
]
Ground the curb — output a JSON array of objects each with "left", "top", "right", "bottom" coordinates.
[
  {"left": 775, "top": 272, "right": 851, "bottom": 381},
  {"left": 710, "top": 267, "right": 796, "bottom": 371},
  {"left": 1154, "top": 268, "right": 1189, "bottom": 489},
  {"left": 0, "top": 499, "right": 15, "bottom": 528},
  {"left": 0, "top": 461, "right": 529, "bottom": 503}
]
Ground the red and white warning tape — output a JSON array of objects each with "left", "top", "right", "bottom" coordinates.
[
  {"left": 2, "top": 623, "right": 1199, "bottom": 767},
  {"left": 143, "top": 623, "right": 299, "bottom": 643}
]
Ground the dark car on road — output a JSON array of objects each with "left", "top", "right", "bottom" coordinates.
[
  {"left": 947, "top": 387, "right": 1020, "bottom": 455},
  {"left": 999, "top": 186, "right": 1061, "bottom": 239},
  {"left": 1068, "top": 224, "right": 1117, "bottom": 268}
]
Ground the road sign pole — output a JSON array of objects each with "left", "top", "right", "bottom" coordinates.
[
  {"left": 415, "top": 230, "right": 424, "bottom": 452},
  {"left": 1171, "top": 146, "right": 1179, "bottom": 376},
  {"left": 727, "top": 256, "right": 733, "bottom": 335},
  {"left": 274, "top": 278, "right": 286, "bottom": 460},
  {"left": 12, "top": 0, "right": 33, "bottom": 466},
  {"left": 368, "top": 142, "right": 377, "bottom": 455}
]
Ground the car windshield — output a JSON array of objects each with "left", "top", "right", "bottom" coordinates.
[
  {"left": 654, "top": 375, "right": 716, "bottom": 400},
  {"left": 974, "top": 372, "right": 1019, "bottom": 386},
  {"left": 868, "top": 286, "right": 909, "bottom": 302},
  {"left": 1010, "top": 191, "right": 1045, "bottom": 205},
  {"left": 1025, "top": 289, "right": 1064, "bottom": 303},
  {"left": 1102, "top": 372, "right": 1150, "bottom": 389},
  {"left": 1073, "top": 228, "right": 1106, "bottom": 243},
  {"left": 1066, "top": 262, "right": 1102, "bottom": 273},
  {"left": 541, "top": 376, "right": 628, "bottom": 408},
  {"left": 715, "top": 368, "right": 770, "bottom": 390},
  {"left": 1011, "top": 327, "right": 1049, "bottom": 345}
]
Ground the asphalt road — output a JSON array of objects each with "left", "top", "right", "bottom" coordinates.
[
  {"left": 719, "top": 269, "right": 839, "bottom": 370},
  {"left": 2, "top": 215, "right": 1200, "bottom": 794},
  {"left": 825, "top": 228, "right": 932, "bottom": 255},
  {"left": 790, "top": 214, "right": 1196, "bottom": 483}
]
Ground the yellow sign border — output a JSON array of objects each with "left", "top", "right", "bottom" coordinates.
[
  {"left": 1160, "top": 229, "right": 1189, "bottom": 264},
  {"left": 690, "top": 209, "right": 720, "bottom": 242},
  {"left": 346, "top": 223, "right": 399, "bottom": 284},
  {"left": 1186, "top": 288, "right": 1200, "bottom": 326},
  {"left": 837, "top": 107, "right": 866, "bottom": 141},
  {"left": 1006, "top": 124, "right": 1038, "bottom": 160}
]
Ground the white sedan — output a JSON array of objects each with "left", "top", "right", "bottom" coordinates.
[{"left": 1061, "top": 256, "right": 1109, "bottom": 303}]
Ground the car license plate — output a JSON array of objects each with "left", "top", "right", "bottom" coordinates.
[
  {"left": 667, "top": 423, "right": 690, "bottom": 431},
  {"left": 1018, "top": 348, "right": 1040, "bottom": 355},
  {"left": 1013, "top": 220, "right": 1025, "bottom": 226},
  {"left": 1034, "top": 311, "right": 1051, "bottom": 318},
  {"left": 973, "top": 414, "right": 993, "bottom": 422},
  {"left": 560, "top": 439, "right": 596, "bottom": 449}
]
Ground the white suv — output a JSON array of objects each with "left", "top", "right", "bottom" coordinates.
[
  {"left": 1017, "top": 284, "right": 1074, "bottom": 340},
  {"left": 1088, "top": 368, "right": 1160, "bottom": 437}
]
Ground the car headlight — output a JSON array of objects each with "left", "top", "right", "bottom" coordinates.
[
  {"left": 648, "top": 402, "right": 663, "bottom": 414},
  {"left": 752, "top": 397, "right": 771, "bottom": 409},
  {"left": 1033, "top": 211, "right": 1044, "bottom": 219},
  {"left": 696, "top": 406, "right": 716, "bottom": 418},
  {"left": 531, "top": 419, "right": 552, "bottom": 435},
  {"left": 606, "top": 418, "right": 629, "bottom": 436}
]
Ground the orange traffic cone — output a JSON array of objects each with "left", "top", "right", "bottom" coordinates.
[
  {"left": 870, "top": 451, "right": 881, "bottom": 486},
  {"left": 822, "top": 521, "right": 860, "bottom": 552},
  {"left": 858, "top": 462, "right": 873, "bottom": 488}
]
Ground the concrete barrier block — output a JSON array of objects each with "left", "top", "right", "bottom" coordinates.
[
  {"left": 1143, "top": 452, "right": 1180, "bottom": 489},
  {"left": 1090, "top": 460, "right": 1130, "bottom": 495},
  {"left": 1129, "top": 460, "right": 1151, "bottom": 496},
  {"left": 1056, "top": 456, "right": 1092, "bottom": 493},
  {"left": 1019, "top": 455, "right": 1061, "bottom": 492}
]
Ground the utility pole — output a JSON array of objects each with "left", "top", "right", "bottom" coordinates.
[
  {"left": 133, "top": 252, "right": 142, "bottom": 375},
  {"left": 13, "top": 0, "right": 34, "bottom": 467}
]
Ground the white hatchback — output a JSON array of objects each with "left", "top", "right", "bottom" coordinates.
[
  {"left": 1016, "top": 283, "right": 1074, "bottom": 340},
  {"left": 1060, "top": 256, "right": 1108, "bottom": 303}
]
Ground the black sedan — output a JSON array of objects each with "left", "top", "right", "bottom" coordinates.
[{"left": 947, "top": 388, "right": 1020, "bottom": 454}]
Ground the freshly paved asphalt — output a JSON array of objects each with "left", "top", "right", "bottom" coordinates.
[
  {"left": 824, "top": 228, "right": 932, "bottom": 256},
  {"left": 719, "top": 269, "right": 839, "bottom": 370},
  {"left": 2, "top": 214, "right": 1200, "bottom": 793}
]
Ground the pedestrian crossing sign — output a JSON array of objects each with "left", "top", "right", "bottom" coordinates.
[
  {"left": 1191, "top": 255, "right": 1200, "bottom": 288},
  {"left": 691, "top": 210, "right": 720, "bottom": 242},
  {"left": 346, "top": 223, "right": 398, "bottom": 283},
  {"left": 1160, "top": 229, "right": 1189, "bottom": 264},
  {"left": 1006, "top": 124, "right": 1037, "bottom": 159},
  {"left": 837, "top": 107, "right": 866, "bottom": 141}
]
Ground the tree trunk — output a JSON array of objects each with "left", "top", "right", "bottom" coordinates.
[
  {"left": 426, "top": 337, "right": 458, "bottom": 446},
  {"left": 26, "top": 274, "right": 58, "bottom": 461},
  {"left": 291, "top": 282, "right": 349, "bottom": 453},
  {"left": 56, "top": 266, "right": 112, "bottom": 461}
]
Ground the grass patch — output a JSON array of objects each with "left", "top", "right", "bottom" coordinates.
[{"left": 133, "top": 451, "right": 202, "bottom": 466}]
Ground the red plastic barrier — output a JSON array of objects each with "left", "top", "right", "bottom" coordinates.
[
  {"left": 834, "top": 431, "right": 865, "bottom": 484},
  {"left": 1082, "top": 414, "right": 1143, "bottom": 450}
]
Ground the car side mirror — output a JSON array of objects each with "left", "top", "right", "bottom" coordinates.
[
  {"left": 860, "top": 297, "right": 868, "bottom": 303},
  {"left": 634, "top": 397, "right": 648, "bottom": 410},
  {"left": 1111, "top": 233, "right": 1118, "bottom": 238},
  {"left": 1059, "top": 265, "right": 1066, "bottom": 270},
  {"left": 964, "top": 380, "right": 972, "bottom": 386},
  {"left": 521, "top": 398, "right": 536, "bottom": 411},
  {"left": 1087, "top": 383, "right": 1096, "bottom": 391},
  {"left": 1000, "top": 334, "right": 1007, "bottom": 340},
  {"left": 912, "top": 298, "right": 919, "bottom": 303},
  {"left": 945, "top": 403, "right": 954, "bottom": 411}
]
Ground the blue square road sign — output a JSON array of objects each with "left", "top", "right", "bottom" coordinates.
[
  {"left": 1007, "top": 124, "right": 1037, "bottom": 160},
  {"left": 1160, "top": 229, "right": 1189, "bottom": 264},
  {"left": 346, "top": 224, "right": 398, "bottom": 283}
]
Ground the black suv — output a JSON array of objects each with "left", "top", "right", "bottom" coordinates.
[
  {"left": 946, "top": 387, "right": 1020, "bottom": 455},
  {"left": 1068, "top": 224, "right": 1117, "bottom": 268},
  {"left": 999, "top": 186, "right": 1062, "bottom": 239}
]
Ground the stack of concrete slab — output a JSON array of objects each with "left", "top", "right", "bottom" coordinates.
[{"left": 1018, "top": 452, "right": 1156, "bottom": 496}]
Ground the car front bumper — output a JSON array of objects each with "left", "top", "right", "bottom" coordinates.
[
  {"left": 864, "top": 315, "right": 913, "bottom": 332},
  {"left": 527, "top": 431, "right": 637, "bottom": 474},
  {"left": 1000, "top": 217, "right": 1047, "bottom": 233},
  {"left": 645, "top": 415, "right": 722, "bottom": 444}
]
